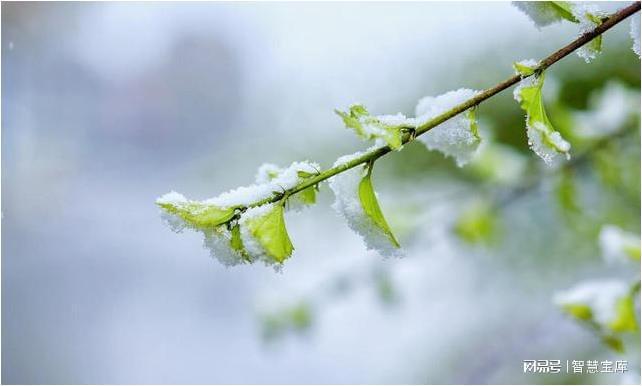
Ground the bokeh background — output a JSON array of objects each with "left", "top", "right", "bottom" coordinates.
[{"left": 2, "top": 2, "right": 640, "bottom": 384}]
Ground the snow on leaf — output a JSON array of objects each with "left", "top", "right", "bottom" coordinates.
[
  {"left": 610, "top": 295, "right": 638, "bottom": 333},
  {"left": 513, "top": 59, "right": 539, "bottom": 77},
  {"left": 631, "top": 14, "right": 641, "bottom": 57},
  {"left": 358, "top": 164, "right": 400, "bottom": 248},
  {"left": 571, "top": 3, "right": 608, "bottom": 63},
  {"left": 297, "top": 185, "right": 317, "bottom": 205},
  {"left": 202, "top": 160, "right": 320, "bottom": 209},
  {"left": 599, "top": 224, "right": 641, "bottom": 264},
  {"left": 230, "top": 224, "right": 245, "bottom": 255},
  {"left": 240, "top": 203, "right": 294, "bottom": 265},
  {"left": 156, "top": 160, "right": 319, "bottom": 266},
  {"left": 156, "top": 191, "right": 236, "bottom": 230},
  {"left": 550, "top": 1, "right": 579, "bottom": 21},
  {"left": 202, "top": 227, "right": 252, "bottom": 267},
  {"left": 414, "top": 88, "right": 481, "bottom": 167},
  {"left": 553, "top": 279, "right": 637, "bottom": 333},
  {"left": 255, "top": 163, "right": 282, "bottom": 183},
  {"left": 515, "top": 2, "right": 612, "bottom": 63},
  {"left": 254, "top": 161, "right": 320, "bottom": 211},
  {"left": 335, "top": 104, "right": 415, "bottom": 150},
  {"left": 328, "top": 152, "right": 403, "bottom": 257},
  {"left": 512, "top": 1, "right": 578, "bottom": 27},
  {"left": 513, "top": 72, "right": 571, "bottom": 166},
  {"left": 296, "top": 170, "right": 317, "bottom": 179},
  {"left": 295, "top": 171, "right": 318, "bottom": 205},
  {"left": 156, "top": 192, "right": 252, "bottom": 266}
]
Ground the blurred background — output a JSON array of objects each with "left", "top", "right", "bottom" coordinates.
[{"left": 2, "top": 2, "right": 640, "bottom": 384}]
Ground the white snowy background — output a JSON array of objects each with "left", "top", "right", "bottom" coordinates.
[{"left": 2, "top": 2, "right": 639, "bottom": 384}]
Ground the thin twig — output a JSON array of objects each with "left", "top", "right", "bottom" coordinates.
[{"left": 247, "top": 2, "right": 641, "bottom": 210}]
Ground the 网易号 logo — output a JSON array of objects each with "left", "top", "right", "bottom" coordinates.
[{"left": 523, "top": 359, "right": 628, "bottom": 374}]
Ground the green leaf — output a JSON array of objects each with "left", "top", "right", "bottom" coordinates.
[
  {"left": 513, "top": 1, "right": 578, "bottom": 27},
  {"left": 624, "top": 245, "right": 641, "bottom": 261},
  {"left": 266, "top": 170, "right": 280, "bottom": 180},
  {"left": 513, "top": 61, "right": 537, "bottom": 77},
  {"left": 335, "top": 104, "right": 369, "bottom": 137},
  {"left": 555, "top": 280, "right": 640, "bottom": 354},
  {"left": 260, "top": 302, "right": 313, "bottom": 342},
  {"left": 297, "top": 170, "right": 317, "bottom": 179},
  {"left": 335, "top": 104, "right": 409, "bottom": 150},
  {"left": 245, "top": 204, "right": 294, "bottom": 263},
  {"left": 561, "top": 304, "right": 593, "bottom": 321},
  {"left": 609, "top": 295, "right": 638, "bottom": 333},
  {"left": 574, "top": 10, "right": 604, "bottom": 62},
  {"left": 158, "top": 200, "right": 235, "bottom": 230},
  {"left": 374, "top": 270, "right": 398, "bottom": 305},
  {"left": 602, "top": 335, "right": 625, "bottom": 353},
  {"left": 515, "top": 72, "right": 571, "bottom": 163},
  {"left": 229, "top": 224, "right": 252, "bottom": 262},
  {"left": 358, "top": 165, "right": 400, "bottom": 248},
  {"left": 585, "top": 31, "right": 603, "bottom": 60},
  {"left": 289, "top": 303, "right": 313, "bottom": 331},
  {"left": 297, "top": 186, "right": 317, "bottom": 205},
  {"left": 550, "top": 1, "right": 579, "bottom": 23},
  {"left": 466, "top": 108, "right": 480, "bottom": 140},
  {"left": 380, "top": 128, "right": 403, "bottom": 150},
  {"left": 230, "top": 224, "right": 244, "bottom": 252},
  {"left": 295, "top": 170, "right": 319, "bottom": 205},
  {"left": 454, "top": 202, "right": 498, "bottom": 245},
  {"left": 260, "top": 314, "right": 285, "bottom": 342}
]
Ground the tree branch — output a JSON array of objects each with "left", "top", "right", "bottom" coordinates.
[{"left": 247, "top": 2, "right": 641, "bottom": 210}]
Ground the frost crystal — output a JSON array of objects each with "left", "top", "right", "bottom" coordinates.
[
  {"left": 414, "top": 88, "right": 481, "bottom": 167},
  {"left": 554, "top": 279, "right": 629, "bottom": 326},
  {"left": 631, "top": 15, "right": 641, "bottom": 57},
  {"left": 573, "top": 81, "right": 640, "bottom": 138},
  {"left": 599, "top": 225, "right": 641, "bottom": 264},
  {"left": 328, "top": 152, "right": 403, "bottom": 258},
  {"left": 571, "top": 3, "right": 608, "bottom": 63}
]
